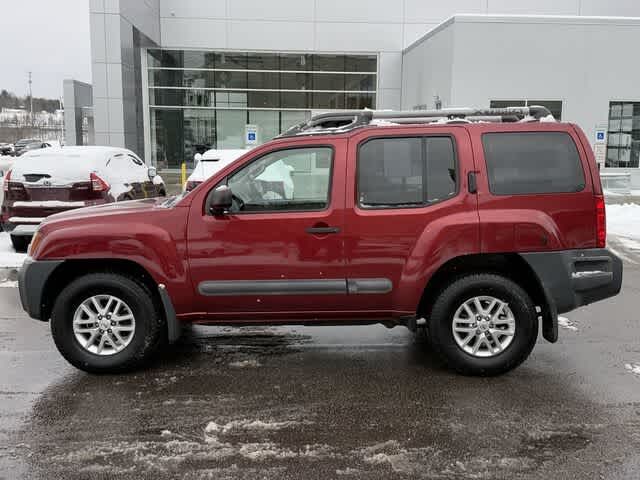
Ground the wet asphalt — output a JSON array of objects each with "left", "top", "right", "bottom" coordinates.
[{"left": 1, "top": 239, "right": 640, "bottom": 479}]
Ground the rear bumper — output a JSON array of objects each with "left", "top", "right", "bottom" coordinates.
[
  {"left": 18, "top": 257, "right": 63, "bottom": 321},
  {"left": 3, "top": 221, "right": 41, "bottom": 236},
  {"left": 2, "top": 201, "right": 95, "bottom": 234},
  {"left": 520, "top": 248, "right": 623, "bottom": 315}
]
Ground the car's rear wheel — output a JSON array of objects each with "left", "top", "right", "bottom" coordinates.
[
  {"left": 10, "top": 235, "right": 30, "bottom": 253},
  {"left": 427, "top": 274, "right": 538, "bottom": 376},
  {"left": 50, "top": 273, "right": 166, "bottom": 373}
]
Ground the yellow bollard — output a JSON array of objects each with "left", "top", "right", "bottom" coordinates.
[{"left": 181, "top": 162, "right": 187, "bottom": 190}]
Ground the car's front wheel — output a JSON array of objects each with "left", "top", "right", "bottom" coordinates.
[
  {"left": 51, "top": 273, "right": 166, "bottom": 373},
  {"left": 427, "top": 274, "right": 538, "bottom": 376}
]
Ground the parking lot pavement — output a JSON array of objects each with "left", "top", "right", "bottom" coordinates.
[{"left": 0, "top": 247, "right": 639, "bottom": 479}]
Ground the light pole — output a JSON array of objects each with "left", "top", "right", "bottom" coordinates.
[{"left": 28, "top": 71, "right": 34, "bottom": 130}]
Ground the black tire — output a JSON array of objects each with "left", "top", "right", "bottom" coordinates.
[
  {"left": 10, "top": 235, "right": 30, "bottom": 252},
  {"left": 427, "top": 274, "right": 538, "bottom": 376},
  {"left": 50, "top": 273, "right": 166, "bottom": 373}
]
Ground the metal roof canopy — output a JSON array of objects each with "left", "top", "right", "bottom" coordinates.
[{"left": 280, "top": 105, "right": 553, "bottom": 137}]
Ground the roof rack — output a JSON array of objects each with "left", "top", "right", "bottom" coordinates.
[{"left": 280, "top": 105, "right": 554, "bottom": 137}]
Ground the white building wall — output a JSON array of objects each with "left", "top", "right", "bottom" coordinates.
[
  {"left": 449, "top": 16, "right": 640, "bottom": 145},
  {"left": 401, "top": 22, "right": 455, "bottom": 110},
  {"left": 402, "top": 16, "right": 640, "bottom": 145}
]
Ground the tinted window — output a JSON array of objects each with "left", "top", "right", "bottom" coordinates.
[
  {"left": 426, "top": 137, "right": 456, "bottom": 202},
  {"left": 482, "top": 132, "right": 585, "bottom": 195},
  {"left": 227, "top": 147, "right": 333, "bottom": 212},
  {"left": 358, "top": 138, "right": 423, "bottom": 207},
  {"left": 357, "top": 137, "right": 457, "bottom": 208}
]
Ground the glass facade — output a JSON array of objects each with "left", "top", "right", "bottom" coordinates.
[
  {"left": 148, "top": 49, "right": 377, "bottom": 168},
  {"left": 606, "top": 102, "right": 640, "bottom": 168}
]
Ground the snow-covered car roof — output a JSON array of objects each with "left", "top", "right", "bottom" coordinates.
[
  {"left": 13, "top": 146, "right": 150, "bottom": 186},
  {"left": 22, "top": 146, "right": 136, "bottom": 163},
  {"left": 188, "top": 149, "right": 250, "bottom": 183}
]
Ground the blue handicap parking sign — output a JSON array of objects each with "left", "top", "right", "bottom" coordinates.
[
  {"left": 597, "top": 132, "right": 605, "bottom": 141},
  {"left": 248, "top": 132, "right": 256, "bottom": 141}
]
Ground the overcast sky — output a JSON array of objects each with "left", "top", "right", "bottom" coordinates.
[{"left": 0, "top": 0, "right": 91, "bottom": 99}]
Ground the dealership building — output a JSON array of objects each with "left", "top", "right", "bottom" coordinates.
[{"left": 88, "top": 0, "right": 640, "bottom": 182}]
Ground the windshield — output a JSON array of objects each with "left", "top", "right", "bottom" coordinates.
[{"left": 161, "top": 190, "right": 188, "bottom": 207}]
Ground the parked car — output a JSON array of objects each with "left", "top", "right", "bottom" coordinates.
[
  {"left": 18, "top": 141, "right": 52, "bottom": 156},
  {"left": 0, "top": 155, "right": 14, "bottom": 206},
  {"left": 13, "top": 138, "right": 40, "bottom": 156},
  {"left": 2, "top": 146, "right": 165, "bottom": 251},
  {"left": 0, "top": 143, "right": 13, "bottom": 156},
  {"left": 184, "top": 149, "right": 249, "bottom": 192},
  {"left": 18, "top": 107, "right": 622, "bottom": 375}
]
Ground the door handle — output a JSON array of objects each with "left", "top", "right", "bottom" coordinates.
[{"left": 306, "top": 226, "right": 340, "bottom": 234}]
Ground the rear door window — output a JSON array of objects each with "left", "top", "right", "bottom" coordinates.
[
  {"left": 482, "top": 132, "right": 585, "bottom": 195},
  {"left": 357, "top": 136, "right": 457, "bottom": 208}
]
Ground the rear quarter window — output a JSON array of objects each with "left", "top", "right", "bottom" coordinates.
[{"left": 482, "top": 132, "right": 585, "bottom": 195}]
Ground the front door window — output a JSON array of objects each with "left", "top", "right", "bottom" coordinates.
[{"left": 227, "top": 147, "right": 333, "bottom": 212}]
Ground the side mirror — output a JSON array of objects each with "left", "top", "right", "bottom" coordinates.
[
  {"left": 206, "top": 185, "right": 233, "bottom": 215},
  {"left": 148, "top": 166, "right": 157, "bottom": 180}
]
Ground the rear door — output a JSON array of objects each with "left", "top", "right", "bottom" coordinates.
[
  {"left": 342, "top": 126, "right": 479, "bottom": 316},
  {"left": 470, "top": 124, "right": 596, "bottom": 252}
]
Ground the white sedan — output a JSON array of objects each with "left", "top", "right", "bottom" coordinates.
[{"left": 184, "top": 149, "right": 250, "bottom": 192}]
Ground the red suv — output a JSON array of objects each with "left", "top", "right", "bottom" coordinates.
[{"left": 18, "top": 107, "right": 622, "bottom": 376}]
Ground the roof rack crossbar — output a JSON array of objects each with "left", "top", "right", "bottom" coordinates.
[{"left": 279, "top": 106, "right": 553, "bottom": 138}]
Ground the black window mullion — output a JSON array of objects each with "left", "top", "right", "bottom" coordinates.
[{"left": 422, "top": 137, "right": 428, "bottom": 205}]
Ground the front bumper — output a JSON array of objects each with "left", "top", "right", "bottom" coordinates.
[
  {"left": 18, "top": 257, "right": 63, "bottom": 321},
  {"left": 521, "top": 248, "right": 623, "bottom": 315}
]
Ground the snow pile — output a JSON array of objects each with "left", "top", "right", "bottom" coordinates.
[
  {"left": 558, "top": 316, "right": 578, "bottom": 332},
  {"left": 606, "top": 203, "right": 640, "bottom": 240},
  {"left": 205, "top": 419, "right": 305, "bottom": 435},
  {"left": 0, "top": 233, "right": 27, "bottom": 268},
  {"left": 625, "top": 363, "right": 640, "bottom": 376},
  {"left": 228, "top": 359, "right": 261, "bottom": 368},
  {"left": 13, "top": 201, "right": 86, "bottom": 208}
]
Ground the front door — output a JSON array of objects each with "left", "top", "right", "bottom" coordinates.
[{"left": 187, "top": 141, "right": 348, "bottom": 321}]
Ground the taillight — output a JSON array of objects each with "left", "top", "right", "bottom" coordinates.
[
  {"left": 185, "top": 180, "right": 202, "bottom": 192},
  {"left": 28, "top": 231, "right": 42, "bottom": 257},
  {"left": 90, "top": 172, "right": 110, "bottom": 192},
  {"left": 595, "top": 195, "right": 606, "bottom": 248},
  {"left": 3, "top": 170, "right": 10, "bottom": 192}
]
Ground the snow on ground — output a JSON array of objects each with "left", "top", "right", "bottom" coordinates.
[
  {"left": 607, "top": 203, "right": 640, "bottom": 240},
  {"left": 558, "top": 316, "right": 578, "bottom": 332},
  {"left": 624, "top": 363, "right": 640, "bottom": 376},
  {"left": 0, "top": 232, "right": 27, "bottom": 269},
  {"left": 228, "top": 359, "right": 262, "bottom": 368}
]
